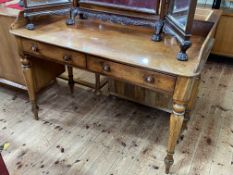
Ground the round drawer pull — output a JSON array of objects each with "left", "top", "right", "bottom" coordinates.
[
  {"left": 102, "top": 64, "right": 111, "bottom": 72},
  {"left": 31, "top": 44, "right": 38, "bottom": 53},
  {"left": 144, "top": 75, "right": 154, "bottom": 84},
  {"left": 63, "top": 55, "right": 72, "bottom": 62}
]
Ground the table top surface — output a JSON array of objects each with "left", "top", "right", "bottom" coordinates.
[{"left": 11, "top": 8, "right": 220, "bottom": 77}]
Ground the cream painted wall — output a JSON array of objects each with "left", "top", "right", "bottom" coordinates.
[{"left": 198, "top": 0, "right": 233, "bottom": 8}]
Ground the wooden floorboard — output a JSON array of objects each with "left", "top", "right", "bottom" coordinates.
[{"left": 0, "top": 60, "right": 233, "bottom": 175}]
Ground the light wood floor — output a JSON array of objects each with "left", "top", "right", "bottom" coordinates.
[{"left": 0, "top": 59, "right": 233, "bottom": 175}]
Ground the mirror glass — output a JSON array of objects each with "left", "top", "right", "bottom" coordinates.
[
  {"left": 26, "top": 0, "right": 71, "bottom": 8},
  {"left": 79, "top": 0, "right": 159, "bottom": 13},
  {"left": 169, "top": 0, "right": 190, "bottom": 29}
]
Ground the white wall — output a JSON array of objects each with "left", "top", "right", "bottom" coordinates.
[
  {"left": 198, "top": 0, "right": 233, "bottom": 8},
  {"left": 198, "top": 0, "right": 213, "bottom": 5}
]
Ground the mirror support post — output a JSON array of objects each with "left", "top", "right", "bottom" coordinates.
[
  {"left": 25, "top": 16, "right": 35, "bottom": 30},
  {"left": 159, "top": 0, "right": 197, "bottom": 61},
  {"left": 212, "top": 0, "right": 222, "bottom": 9},
  {"left": 177, "top": 40, "right": 192, "bottom": 61},
  {"left": 152, "top": 20, "right": 164, "bottom": 42},
  {"left": 66, "top": 7, "right": 79, "bottom": 25}
]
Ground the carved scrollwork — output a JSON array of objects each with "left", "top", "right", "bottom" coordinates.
[
  {"left": 79, "top": 8, "right": 156, "bottom": 27},
  {"left": 24, "top": 8, "right": 70, "bottom": 18},
  {"left": 67, "top": 7, "right": 156, "bottom": 28}
]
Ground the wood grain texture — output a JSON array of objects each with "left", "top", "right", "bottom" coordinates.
[
  {"left": 212, "top": 13, "right": 233, "bottom": 58},
  {"left": 108, "top": 79, "right": 173, "bottom": 112},
  {"left": 30, "top": 58, "right": 65, "bottom": 93},
  {"left": 0, "top": 6, "right": 64, "bottom": 91},
  {"left": 10, "top": 9, "right": 221, "bottom": 77},
  {"left": 0, "top": 59, "right": 232, "bottom": 175},
  {"left": 59, "top": 69, "right": 107, "bottom": 91},
  {"left": 20, "top": 56, "right": 39, "bottom": 120},
  {"left": 21, "top": 38, "right": 86, "bottom": 69},
  {"left": 0, "top": 9, "right": 25, "bottom": 86},
  {"left": 87, "top": 56, "right": 176, "bottom": 93}
]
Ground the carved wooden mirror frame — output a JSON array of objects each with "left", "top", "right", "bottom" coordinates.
[{"left": 66, "top": 0, "right": 161, "bottom": 34}]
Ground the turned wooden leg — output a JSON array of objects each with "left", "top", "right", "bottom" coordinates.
[
  {"left": 95, "top": 73, "right": 101, "bottom": 96},
  {"left": 21, "top": 56, "right": 39, "bottom": 120},
  {"left": 67, "top": 65, "right": 74, "bottom": 94},
  {"left": 165, "top": 102, "right": 185, "bottom": 174},
  {"left": 182, "top": 111, "right": 190, "bottom": 131},
  {"left": 182, "top": 76, "right": 200, "bottom": 131},
  {"left": 164, "top": 77, "right": 196, "bottom": 173}
]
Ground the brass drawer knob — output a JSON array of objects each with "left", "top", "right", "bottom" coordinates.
[
  {"left": 144, "top": 75, "right": 154, "bottom": 84},
  {"left": 63, "top": 55, "right": 72, "bottom": 62},
  {"left": 102, "top": 63, "right": 111, "bottom": 72},
  {"left": 31, "top": 44, "right": 38, "bottom": 53}
]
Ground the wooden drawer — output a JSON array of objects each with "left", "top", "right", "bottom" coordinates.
[
  {"left": 87, "top": 56, "right": 176, "bottom": 93},
  {"left": 21, "top": 38, "right": 86, "bottom": 68}
]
